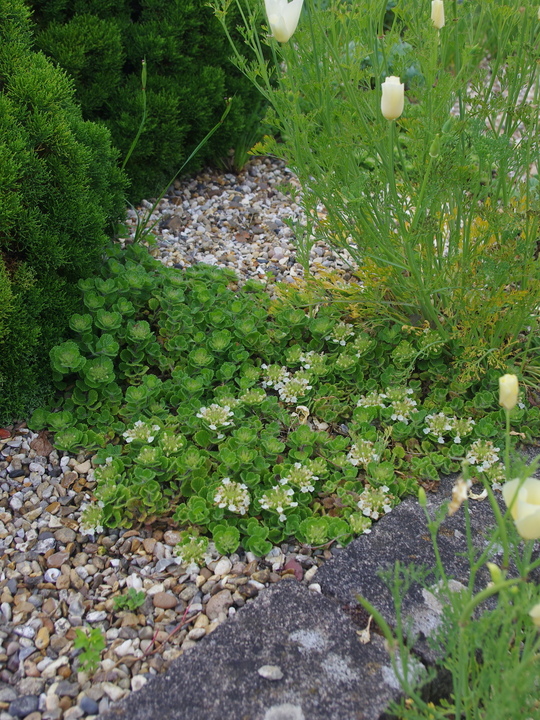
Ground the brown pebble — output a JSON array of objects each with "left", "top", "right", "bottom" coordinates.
[
  {"left": 58, "top": 665, "right": 71, "bottom": 679},
  {"left": 163, "top": 530, "right": 181, "bottom": 545},
  {"left": 41, "top": 616, "right": 54, "bottom": 633},
  {"left": 23, "top": 661, "right": 40, "bottom": 678},
  {"left": 14, "top": 601, "right": 34, "bottom": 614},
  {"left": 282, "top": 558, "right": 303, "bottom": 581},
  {"left": 205, "top": 589, "right": 233, "bottom": 620},
  {"left": 59, "top": 696, "right": 72, "bottom": 710},
  {"left": 152, "top": 592, "right": 178, "bottom": 610},
  {"left": 120, "top": 613, "right": 140, "bottom": 627},
  {"left": 24, "top": 713, "right": 41, "bottom": 720},
  {"left": 35, "top": 626, "right": 50, "bottom": 650},
  {"left": 142, "top": 538, "right": 156, "bottom": 554},
  {"left": 251, "top": 569, "right": 270, "bottom": 584},
  {"left": 244, "top": 560, "right": 258, "bottom": 575},
  {"left": 56, "top": 575, "right": 70, "bottom": 590},
  {"left": 47, "top": 552, "right": 69, "bottom": 569},
  {"left": 122, "top": 529, "right": 140, "bottom": 539},
  {"left": 43, "top": 599, "right": 58, "bottom": 616},
  {"left": 238, "top": 584, "right": 259, "bottom": 599}
]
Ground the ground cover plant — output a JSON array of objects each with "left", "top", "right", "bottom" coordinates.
[{"left": 29, "top": 242, "right": 540, "bottom": 560}]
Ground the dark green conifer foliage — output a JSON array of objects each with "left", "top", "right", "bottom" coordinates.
[
  {"left": 28, "top": 0, "right": 267, "bottom": 202},
  {"left": 0, "top": 0, "right": 127, "bottom": 423}
]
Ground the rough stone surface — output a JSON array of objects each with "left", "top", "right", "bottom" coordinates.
[
  {"left": 316, "top": 473, "right": 540, "bottom": 665},
  {"left": 99, "top": 580, "right": 402, "bottom": 720}
]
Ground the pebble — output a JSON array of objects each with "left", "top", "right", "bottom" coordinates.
[
  {"left": 8, "top": 695, "right": 39, "bottom": 718},
  {"left": 79, "top": 697, "right": 99, "bottom": 716},
  {"left": 0, "top": 158, "right": 346, "bottom": 719},
  {"left": 258, "top": 665, "right": 284, "bottom": 681},
  {"left": 152, "top": 592, "right": 177, "bottom": 610}
]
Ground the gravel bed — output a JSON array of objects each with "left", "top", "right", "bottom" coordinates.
[
  {"left": 0, "top": 157, "right": 349, "bottom": 720},
  {"left": 126, "top": 156, "right": 354, "bottom": 287}
]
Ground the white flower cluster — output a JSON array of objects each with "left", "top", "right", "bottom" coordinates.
[
  {"left": 213, "top": 478, "right": 251, "bottom": 515},
  {"left": 299, "top": 351, "right": 327, "bottom": 373},
  {"left": 93, "top": 456, "right": 117, "bottom": 483},
  {"left": 351, "top": 334, "right": 372, "bottom": 357},
  {"left": 278, "top": 375, "right": 312, "bottom": 404},
  {"left": 325, "top": 321, "right": 355, "bottom": 346},
  {"left": 423, "top": 412, "right": 453, "bottom": 443},
  {"left": 160, "top": 431, "right": 185, "bottom": 455},
  {"left": 390, "top": 397, "right": 418, "bottom": 423},
  {"left": 261, "top": 364, "right": 290, "bottom": 389},
  {"left": 357, "top": 485, "right": 394, "bottom": 520},
  {"left": 259, "top": 485, "right": 298, "bottom": 521},
  {"left": 424, "top": 413, "right": 476, "bottom": 443},
  {"left": 280, "top": 462, "right": 318, "bottom": 493},
  {"left": 356, "top": 391, "right": 387, "bottom": 408},
  {"left": 465, "top": 440, "right": 500, "bottom": 471},
  {"left": 348, "top": 512, "right": 373, "bottom": 534},
  {"left": 123, "top": 420, "right": 161, "bottom": 444},
  {"left": 239, "top": 388, "right": 267, "bottom": 404},
  {"left": 79, "top": 500, "right": 105, "bottom": 536},
  {"left": 217, "top": 395, "right": 241, "bottom": 408},
  {"left": 196, "top": 404, "right": 234, "bottom": 431},
  {"left": 347, "top": 439, "right": 381, "bottom": 467}
]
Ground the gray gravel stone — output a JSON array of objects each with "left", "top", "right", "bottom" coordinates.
[{"left": 8, "top": 695, "right": 39, "bottom": 718}]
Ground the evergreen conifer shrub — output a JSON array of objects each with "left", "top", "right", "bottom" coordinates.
[
  {"left": 28, "top": 0, "right": 267, "bottom": 202},
  {"left": 0, "top": 0, "right": 127, "bottom": 423}
]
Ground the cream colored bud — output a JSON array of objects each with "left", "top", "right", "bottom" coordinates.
[
  {"left": 265, "top": 0, "right": 304, "bottom": 43},
  {"left": 529, "top": 603, "right": 540, "bottom": 628},
  {"left": 499, "top": 374, "right": 518, "bottom": 410},
  {"left": 502, "top": 477, "right": 540, "bottom": 540},
  {"left": 381, "top": 76, "right": 404, "bottom": 121},
  {"left": 431, "top": 0, "right": 445, "bottom": 29}
]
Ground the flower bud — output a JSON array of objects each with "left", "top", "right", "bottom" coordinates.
[
  {"left": 418, "top": 487, "right": 427, "bottom": 508},
  {"left": 499, "top": 374, "right": 518, "bottom": 411},
  {"left": 502, "top": 477, "right": 540, "bottom": 540},
  {"left": 529, "top": 603, "right": 540, "bottom": 628},
  {"left": 381, "top": 76, "right": 404, "bottom": 121},
  {"left": 141, "top": 58, "right": 147, "bottom": 91},
  {"left": 431, "top": 0, "right": 445, "bottom": 29},
  {"left": 265, "top": 0, "right": 304, "bottom": 43},
  {"left": 429, "top": 134, "right": 441, "bottom": 158},
  {"left": 486, "top": 562, "right": 504, "bottom": 584}
]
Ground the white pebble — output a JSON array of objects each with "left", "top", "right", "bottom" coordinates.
[
  {"left": 131, "top": 675, "right": 148, "bottom": 692},
  {"left": 258, "top": 665, "right": 284, "bottom": 680},
  {"left": 213, "top": 558, "right": 232, "bottom": 577},
  {"left": 304, "top": 566, "right": 318, "bottom": 583}
]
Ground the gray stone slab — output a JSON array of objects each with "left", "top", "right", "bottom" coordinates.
[
  {"left": 316, "top": 473, "right": 540, "bottom": 664},
  {"left": 99, "top": 579, "right": 408, "bottom": 720}
]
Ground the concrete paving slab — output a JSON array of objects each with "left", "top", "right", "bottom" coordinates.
[
  {"left": 100, "top": 579, "right": 408, "bottom": 720},
  {"left": 316, "top": 473, "right": 540, "bottom": 664}
]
